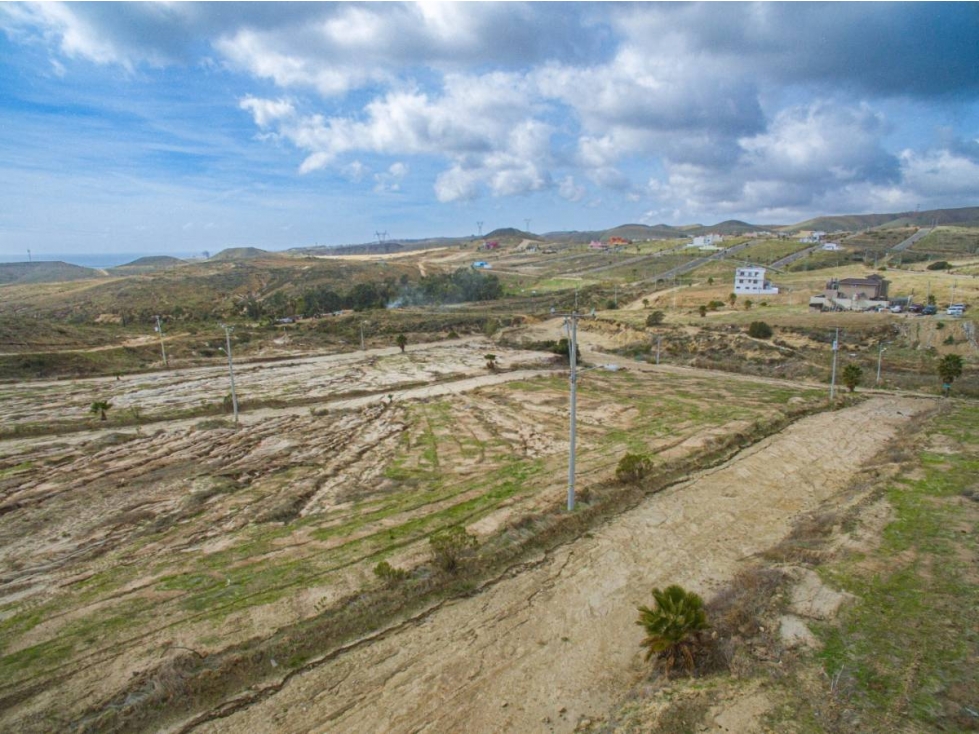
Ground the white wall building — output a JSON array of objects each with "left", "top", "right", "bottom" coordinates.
[
  {"left": 691, "top": 234, "right": 724, "bottom": 248},
  {"left": 734, "top": 266, "right": 780, "bottom": 295}
]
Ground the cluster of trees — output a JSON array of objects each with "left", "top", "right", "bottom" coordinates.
[{"left": 245, "top": 268, "right": 502, "bottom": 320}]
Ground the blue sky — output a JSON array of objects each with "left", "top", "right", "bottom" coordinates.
[{"left": 1, "top": 2, "right": 978, "bottom": 258}]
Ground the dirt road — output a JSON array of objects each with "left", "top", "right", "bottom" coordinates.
[{"left": 193, "top": 395, "right": 929, "bottom": 734}]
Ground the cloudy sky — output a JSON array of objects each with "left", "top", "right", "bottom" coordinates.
[{"left": 1, "top": 2, "right": 978, "bottom": 258}]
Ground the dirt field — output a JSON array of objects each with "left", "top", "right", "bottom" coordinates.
[
  {"left": 188, "top": 395, "right": 929, "bottom": 734},
  {"left": 1, "top": 332, "right": 835, "bottom": 732}
]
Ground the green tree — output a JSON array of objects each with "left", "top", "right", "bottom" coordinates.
[
  {"left": 429, "top": 526, "right": 477, "bottom": 572},
  {"left": 938, "top": 354, "right": 964, "bottom": 395},
  {"left": 842, "top": 364, "right": 863, "bottom": 392},
  {"left": 484, "top": 354, "right": 497, "bottom": 371},
  {"left": 927, "top": 294, "right": 936, "bottom": 305},
  {"left": 89, "top": 401, "right": 112, "bottom": 421},
  {"left": 698, "top": 305, "right": 708, "bottom": 318},
  {"left": 636, "top": 585, "right": 710, "bottom": 675},
  {"left": 616, "top": 453, "right": 653, "bottom": 483},
  {"left": 743, "top": 299, "right": 753, "bottom": 310},
  {"left": 747, "top": 321, "right": 773, "bottom": 339},
  {"left": 707, "top": 277, "right": 714, "bottom": 286},
  {"left": 646, "top": 311, "right": 665, "bottom": 327},
  {"left": 728, "top": 293, "right": 737, "bottom": 307},
  {"left": 642, "top": 298, "right": 650, "bottom": 309},
  {"left": 396, "top": 333, "right": 408, "bottom": 352}
]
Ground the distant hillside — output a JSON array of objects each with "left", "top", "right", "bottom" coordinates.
[
  {"left": 209, "top": 247, "right": 271, "bottom": 261},
  {"left": 786, "top": 205, "right": 979, "bottom": 233},
  {"left": 108, "top": 256, "right": 186, "bottom": 274},
  {"left": 692, "top": 220, "right": 773, "bottom": 236},
  {"left": 0, "top": 261, "right": 105, "bottom": 285},
  {"left": 484, "top": 228, "right": 540, "bottom": 241}
]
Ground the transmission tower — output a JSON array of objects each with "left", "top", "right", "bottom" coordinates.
[{"left": 477, "top": 221, "right": 484, "bottom": 237}]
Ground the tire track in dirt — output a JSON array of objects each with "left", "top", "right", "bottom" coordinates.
[{"left": 192, "top": 395, "right": 930, "bottom": 734}]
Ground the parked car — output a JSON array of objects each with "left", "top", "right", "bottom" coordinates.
[
  {"left": 947, "top": 305, "right": 965, "bottom": 316},
  {"left": 922, "top": 305, "right": 937, "bottom": 315},
  {"left": 908, "top": 303, "right": 923, "bottom": 313},
  {"left": 889, "top": 304, "right": 903, "bottom": 313}
]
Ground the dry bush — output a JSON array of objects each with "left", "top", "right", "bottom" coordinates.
[{"left": 764, "top": 511, "right": 838, "bottom": 564}]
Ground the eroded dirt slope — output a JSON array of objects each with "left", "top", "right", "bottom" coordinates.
[{"left": 193, "top": 396, "right": 929, "bottom": 734}]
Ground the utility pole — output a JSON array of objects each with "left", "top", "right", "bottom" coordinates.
[
  {"left": 830, "top": 327, "right": 840, "bottom": 400},
  {"left": 360, "top": 321, "right": 366, "bottom": 350},
  {"left": 524, "top": 218, "right": 531, "bottom": 233},
  {"left": 155, "top": 315, "right": 168, "bottom": 369},
  {"left": 221, "top": 324, "right": 239, "bottom": 426},
  {"left": 477, "top": 221, "right": 484, "bottom": 237},
  {"left": 566, "top": 313, "right": 579, "bottom": 512},
  {"left": 876, "top": 342, "right": 887, "bottom": 386},
  {"left": 655, "top": 335, "right": 661, "bottom": 365}
]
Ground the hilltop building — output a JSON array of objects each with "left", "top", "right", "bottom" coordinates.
[{"left": 734, "top": 266, "right": 780, "bottom": 295}]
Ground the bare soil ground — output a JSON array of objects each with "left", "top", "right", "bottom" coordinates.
[
  {"left": 1, "top": 335, "right": 827, "bottom": 732},
  {"left": 190, "top": 396, "right": 928, "bottom": 734}
]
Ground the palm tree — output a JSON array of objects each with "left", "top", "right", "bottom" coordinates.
[
  {"left": 90, "top": 401, "right": 112, "bottom": 421},
  {"left": 938, "top": 354, "right": 964, "bottom": 396},
  {"left": 396, "top": 334, "right": 408, "bottom": 353},
  {"left": 842, "top": 364, "right": 863, "bottom": 392},
  {"left": 637, "top": 585, "right": 709, "bottom": 675},
  {"left": 484, "top": 354, "right": 497, "bottom": 370},
  {"left": 728, "top": 293, "right": 737, "bottom": 308}
]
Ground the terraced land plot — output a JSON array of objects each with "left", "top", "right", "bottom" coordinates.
[{"left": 0, "top": 347, "right": 825, "bottom": 731}]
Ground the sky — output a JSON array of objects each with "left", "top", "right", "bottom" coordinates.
[{"left": 1, "top": 2, "right": 978, "bottom": 258}]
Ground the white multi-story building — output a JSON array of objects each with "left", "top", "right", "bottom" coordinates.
[
  {"left": 691, "top": 234, "right": 724, "bottom": 248},
  {"left": 734, "top": 266, "right": 780, "bottom": 295}
]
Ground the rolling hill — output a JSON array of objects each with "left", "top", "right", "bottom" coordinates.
[{"left": 0, "top": 261, "right": 105, "bottom": 285}]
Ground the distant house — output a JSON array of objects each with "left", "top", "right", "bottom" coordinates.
[
  {"left": 734, "top": 266, "right": 779, "bottom": 295},
  {"left": 607, "top": 236, "right": 631, "bottom": 246},
  {"left": 589, "top": 240, "right": 609, "bottom": 250},
  {"left": 484, "top": 240, "right": 500, "bottom": 250},
  {"left": 827, "top": 274, "right": 889, "bottom": 301},
  {"left": 822, "top": 242, "right": 842, "bottom": 251},
  {"left": 692, "top": 234, "right": 724, "bottom": 248}
]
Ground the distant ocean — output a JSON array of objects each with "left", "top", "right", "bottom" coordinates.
[{"left": 0, "top": 252, "right": 204, "bottom": 268}]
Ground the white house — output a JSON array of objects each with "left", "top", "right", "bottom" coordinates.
[
  {"left": 734, "top": 266, "right": 780, "bottom": 295},
  {"left": 822, "top": 242, "right": 841, "bottom": 251},
  {"left": 692, "top": 234, "right": 724, "bottom": 248}
]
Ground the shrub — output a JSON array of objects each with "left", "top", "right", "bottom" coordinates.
[
  {"left": 707, "top": 300, "right": 725, "bottom": 311},
  {"left": 927, "top": 260, "right": 952, "bottom": 271},
  {"left": 616, "top": 452, "right": 653, "bottom": 483},
  {"left": 637, "top": 585, "right": 710, "bottom": 675},
  {"left": 842, "top": 364, "right": 862, "bottom": 392},
  {"left": 429, "top": 526, "right": 477, "bottom": 572},
  {"left": 646, "top": 311, "right": 665, "bottom": 327},
  {"left": 606, "top": 299, "right": 618, "bottom": 310},
  {"left": 747, "top": 321, "right": 773, "bottom": 339},
  {"left": 373, "top": 560, "right": 409, "bottom": 585},
  {"left": 699, "top": 305, "right": 708, "bottom": 318}
]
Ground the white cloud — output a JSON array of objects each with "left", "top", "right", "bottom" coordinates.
[
  {"left": 558, "top": 175, "right": 585, "bottom": 202},
  {"left": 373, "top": 162, "right": 408, "bottom": 193}
]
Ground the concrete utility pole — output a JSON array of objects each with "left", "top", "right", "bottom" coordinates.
[
  {"left": 360, "top": 321, "right": 366, "bottom": 350},
  {"left": 221, "top": 324, "right": 239, "bottom": 426},
  {"left": 876, "top": 342, "right": 888, "bottom": 386},
  {"left": 655, "top": 335, "right": 661, "bottom": 365},
  {"left": 830, "top": 327, "right": 840, "bottom": 400},
  {"left": 566, "top": 313, "right": 579, "bottom": 512},
  {"left": 155, "top": 315, "right": 168, "bottom": 369}
]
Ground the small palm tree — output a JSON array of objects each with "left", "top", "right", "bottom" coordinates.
[
  {"left": 637, "top": 585, "right": 709, "bottom": 675},
  {"left": 938, "top": 354, "right": 964, "bottom": 396},
  {"left": 842, "top": 364, "right": 862, "bottom": 393},
  {"left": 485, "top": 354, "right": 497, "bottom": 370},
  {"left": 396, "top": 334, "right": 408, "bottom": 353},
  {"left": 728, "top": 293, "right": 737, "bottom": 307},
  {"left": 90, "top": 401, "right": 112, "bottom": 421}
]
